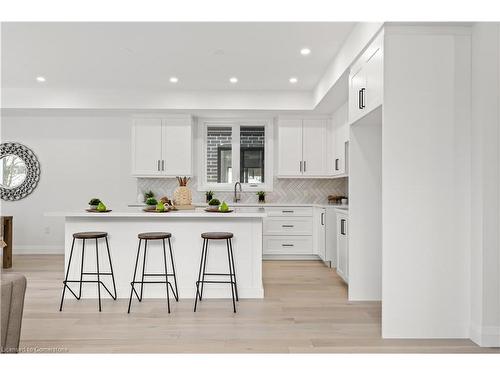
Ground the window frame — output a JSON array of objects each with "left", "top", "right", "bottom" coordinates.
[{"left": 197, "top": 118, "right": 273, "bottom": 192}]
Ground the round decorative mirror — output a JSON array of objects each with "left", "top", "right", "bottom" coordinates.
[{"left": 0, "top": 142, "right": 40, "bottom": 201}]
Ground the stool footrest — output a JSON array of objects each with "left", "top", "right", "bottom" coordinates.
[
  {"left": 196, "top": 280, "right": 236, "bottom": 284},
  {"left": 81, "top": 272, "right": 114, "bottom": 276},
  {"left": 131, "top": 281, "right": 175, "bottom": 285},
  {"left": 203, "top": 272, "right": 235, "bottom": 276},
  {"left": 142, "top": 273, "right": 176, "bottom": 277}
]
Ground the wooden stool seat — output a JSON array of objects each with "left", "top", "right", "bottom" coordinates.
[
  {"left": 73, "top": 231, "right": 108, "bottom": 239},
  {"left": 201, "top": 232, "right": 233, "bottom": 240},
  {"left": 138, "top": 232, "right": 172, "bottom": 240}
]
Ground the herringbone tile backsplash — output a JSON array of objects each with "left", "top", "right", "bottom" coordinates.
[{"left": 137, "top": 177, "right": 348, "bottom": 204}]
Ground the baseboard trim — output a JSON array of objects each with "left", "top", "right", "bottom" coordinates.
[
  {"left": 262, "top": 254, "right": 322, "bottom": 261},
  {"left": 470, "top": 323, "right": 500, "bottom": 347},
  {"left": 13, "top": 245, "right": 64, "bottom": 255}
]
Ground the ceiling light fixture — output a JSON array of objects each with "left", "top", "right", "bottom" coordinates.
[
  {"left": 36, "top": 76, "right": 46, "bottom": 82},
  {"left": 289, "top": 77, "right": 298, "bottom": 84},
  {"left": 169, "top": 77, "right": 179, "bottom": 83},
  {"left": 300, "top": 48, "right": 311, "bottom": 56},
  {"left": 229, "top": 77, "right": 238, "bottom": 84}
]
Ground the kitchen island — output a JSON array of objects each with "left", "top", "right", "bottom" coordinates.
[{"left": 47, "top": 208, "right": 266, "bottom": 299}]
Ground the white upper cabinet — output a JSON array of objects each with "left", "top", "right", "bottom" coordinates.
[
  {"left": 277, "top": 119, "right": 303, "bottom": 176},
  {"left": 302, "top": 119, "right": 327, "bottom": 176},
  {"left": 161, "top": 118, "right": 192, "bottom": 176},
  {"left": 348, "top": 31, "right": 384, "bottom": 124},
  {"left": 132, "top": 118, "right": 164, "bottom": 176},
  {"left": 277, "top": 117, "right": 329, "bottom": 177},
  {"left": 331, "top": 103, "right": 349, "bottom": 176},
  {"left": 132, "top": 116, "right": 193, "bottom": 177}
]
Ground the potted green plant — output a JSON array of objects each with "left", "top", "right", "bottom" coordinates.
[
  {"left": 256, "top": 191, "right": 266, "bottom": 203},
  {"left": 88, "top": 198, "right": 101, "bottom": 210},
  {"left": 208, "top": 198, "right": 220, "bottom": 206},
  {"left": 144, "top": 190, "right": 155, "bottom": 203},
  {"left": 205, "top": 190, "right": 214, "bottom": 203},
  {"left": 146, "top": 197, "right": 158, "bottom": 210}
]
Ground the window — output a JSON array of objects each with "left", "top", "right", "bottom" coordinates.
[
  {"left": 199, "top": 120, "right": 273, "bottom": 191},
  {"left": 240, "top": 126, "right": 265, "bottom": 183}
]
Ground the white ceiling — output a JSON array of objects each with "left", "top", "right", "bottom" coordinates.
[{"left": 1, "top": 22, "right": 355, "bottom": 92}]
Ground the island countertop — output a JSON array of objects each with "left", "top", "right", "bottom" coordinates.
[{"left": 45, "top": 207, "right": 267, "bottom": 218}]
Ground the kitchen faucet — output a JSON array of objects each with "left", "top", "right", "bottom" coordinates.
[{"left": 234, "top": 181, "right": 242, "bottom": 203}]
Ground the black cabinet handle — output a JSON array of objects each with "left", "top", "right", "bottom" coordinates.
[
  {"left": 299, "top": 161, "right": 302, "bottom": 172},
  {"left": 281, "top": 244, "right": 294, "bottom": 247},
  {"left": 321, "top": 212, "right": 325, "bottom": 225},
  {"left": 335, "top": 158, "right": 339, "bottom": 171},
  {"left": 157, "top": 160, "right": 160, "bottom": 171},
  {"left": 282, "top": 210, "right": 294, "bottom": 213},
  {"left": 161, "top": 160, "right": 165, "bottom": 171},
  {"left": 360, "top": 88, "right": 366, "bottom": 109},
  {"left": 358, "top": 89, "right": 363, "bottom": 109},
  {"left": 282, "top": 225, "right": 294, "bottom": 228},
  {"left": 304, "top": 161, "right": 306, "bottom": 172},
  {"left": 341, "top": 219, "right": 346, "bottom": 235}
]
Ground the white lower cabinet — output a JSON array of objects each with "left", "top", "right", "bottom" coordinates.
[
  {"left": 313, "top": 207, "right": 326, "bottom": 261},
  {"left": 262, "top": 206, "right": 313, "bottom": 257},
  {"left": 336, "top": 210, "right": 349, "bottom": 283},
  {"left": 262, "top": 205, "right": 331, "bottom": 262}
]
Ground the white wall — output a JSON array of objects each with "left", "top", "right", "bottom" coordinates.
[
  {"left": 382, "top": 26, "right": 471, "bottom": 338},
  {"left": 470, "top": 22, "right": 500, "bottom": 347},
  {"left": 349, "top": 107, "right": 382, "bottom": 301},
  {"left": 0, "top": 114, "right": 137, "bottom": 253}
]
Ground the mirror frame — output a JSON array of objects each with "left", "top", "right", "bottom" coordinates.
[{"left": 0, "top": 142, "right": 41, "bottom": 201}]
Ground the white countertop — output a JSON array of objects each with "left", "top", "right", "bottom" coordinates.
[
  {"left": 45, "top": 207, "right": 267, "bottom": 218},
  {"left": 129, "top": 202, "right": 348, "bottom": 210}
]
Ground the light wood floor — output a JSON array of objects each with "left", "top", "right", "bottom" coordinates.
[{"left": 5, "top": 255, "right": 498, "bottom": 353}]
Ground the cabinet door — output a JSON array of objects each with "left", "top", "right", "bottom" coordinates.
[
  {"left": 162, "top": 118, "right": 192, "bottom": 176},
  {"left": 349, "top": 66, "right": 366, "bottom": 124},
  {"left": 314, "top": 208, "right": 326, "bottom": 261},
  {"left": 336, "top": 214, "right": 349, "bottom": 283},
  {"left": 277, "top": 119, "right": 303, "bottom": 176},
  {"left": 302, "top": 119, "right": 327, "bottom": 176},
  {"left": 132, "top": 118, "right": 163, "bottom": 176},
  {"left": 364, "top": 45, "right": 383, "bottom": 111}
]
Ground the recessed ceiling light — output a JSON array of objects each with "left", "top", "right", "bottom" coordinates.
[
  {"left": 36, "top": 76, "right": 46, "bottom": 82},
  {"left": 229, "top": 77, "right": 238, "bottom": 84},
  {"left": 300, "top": 48, "right": 311, "bottom": 56},
  {"left": 289, "top": 77, "right": 298, "bottom": 84},
  {"left": 169, "top": 77, "right": 179, "bottom": 83}
]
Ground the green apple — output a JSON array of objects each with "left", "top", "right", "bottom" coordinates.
[
  {"left": 219, "top": 201, "right": 229, "bottom": 212},
  {"left": 96, "top": 202, "right": 107, "bottom": 212},
  {"left": 156, "top": 201, "right": 165, "bottom": 212}
]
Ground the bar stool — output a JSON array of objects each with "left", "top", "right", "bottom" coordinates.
[
  {"left": 194, "top": 232, "right": 238, "bottom": 313},
  {"left": 59, "top": 231, "right": 117, "bottom": 312},
  {"left": 127, "top": 232, "right": 179, "bottom": 313}
]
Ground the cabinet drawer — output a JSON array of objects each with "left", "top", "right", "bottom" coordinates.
[
  {"left": 263, "top": 236, "right": 313, "bottom": 255},
  {"left": 264, "top": 217, "right": 313, "bottom": 236},
  {"left": 264, "top": 206, "right": 313, "bottom": 217}
]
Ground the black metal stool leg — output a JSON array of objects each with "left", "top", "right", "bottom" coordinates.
[
  {"left": 140, "top": 239, "right": 148, "bottom": 301},
  {"left": 78, "top": 239, "right": 85, "bottom": 299},
  {"left": 226, "top": 240, "right": 237, "bottom": 313},
  {"left": 105, "top": 237, "right": 117, "bottom": 300},
  {"left": 59, "top": 237, "right": 76, "bottom": 311},
  {"left": 95, "top": 238, "right": 102, "bottom": 312},
  {"left": 194, "top": 238, "right": 207, "bottom": 312},
  {"left": 168, "top": 238, "right": 179, "bottom": 301},
  {"left": 228, "top": 238, "right": 238, "bottom": 301},
  {"left": 128, "top": 239, "right": 142, "bottom": 313},
  {"left": 200, "top": 239, "right": 209, "bottom": 300},
  {"left": 162, "top": 239, "right": 171, "bottom": 313}
]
